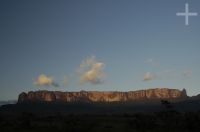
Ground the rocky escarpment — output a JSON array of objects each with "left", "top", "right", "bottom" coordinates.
[{"left": 18, "top": 88, "right": 187, "bottom": 103}]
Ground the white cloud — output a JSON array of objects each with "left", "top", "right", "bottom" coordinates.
[
  {"left": 143, "top": 72, "right": 157, "bottom": 81},
  {"left": 143, "top": 70, "right": 177, "bottom": 81},
  {"left": 80, "top": 55, "right": 97, "bottom": 69},
  {"left": 34, "top": 74, "right": 59, "bottom": 87},
  {"left": 79, "top": 56, "right": 105, "bottom": 84},
  {"left": 143, "top": 70, "right": 192, "bottom": 82}
]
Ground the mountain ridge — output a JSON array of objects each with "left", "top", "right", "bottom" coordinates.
[{"left": 18, "top": 88, "right": 187, "bottom": 103}]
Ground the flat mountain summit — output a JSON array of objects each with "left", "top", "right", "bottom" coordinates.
[
  {"left": 2, "top": 88, "right": 200, "bottom": 114},
  {"left": 18, "top": 88, "right": 187, "bottom": 103}
]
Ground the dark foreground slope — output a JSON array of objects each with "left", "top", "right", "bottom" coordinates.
[
  {"left": 1, "top": 99, "right": 200, "bottom": 132},
  {"left": 1, "top": 112, "right": 200, "bottom": 132},
  {"left": 1, "top": 99, "right": 200, "bottom": 114},
  {"left": 1, "top": 102, "right": 200, "bottom": 132}
]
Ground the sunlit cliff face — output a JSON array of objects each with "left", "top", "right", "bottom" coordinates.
[{"left": 18, "top": 88, "right": 187, "bottom": 103}]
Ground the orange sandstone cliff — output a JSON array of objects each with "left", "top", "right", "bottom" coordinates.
[{"left": 18, "top": 88, "right": 187, "bottom": 103}]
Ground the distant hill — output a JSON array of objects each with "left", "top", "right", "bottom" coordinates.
[{"left": 0, "top": 100, "right": 17, "bottom": 106}]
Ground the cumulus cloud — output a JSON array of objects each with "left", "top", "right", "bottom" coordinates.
[
  {"left": 143, "top": 70, "right": 177, "bottom": 81},
  {"left": 79, "top": 56, "right": 105, "bottom": 84},
  {"left": 143, "top": 72, "right": 157, "bottom": 81},
  {"left": 143, "top": 70, "right": 193, "bottom": 82},
  {"left": 34, "top": 74, "right": 59, "bottom": 87}
]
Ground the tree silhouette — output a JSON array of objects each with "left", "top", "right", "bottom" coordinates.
[{"left": 161, "top": 100, "right": 173, "bottom": 109}]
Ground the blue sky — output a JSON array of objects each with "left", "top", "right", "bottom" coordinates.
[{"left": 0, "top": 0, "right": 200, "bottom": 100}]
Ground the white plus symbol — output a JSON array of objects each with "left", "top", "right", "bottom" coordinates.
[{"left": 176, "top": 3, "right": 198, "bottom": 25}]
